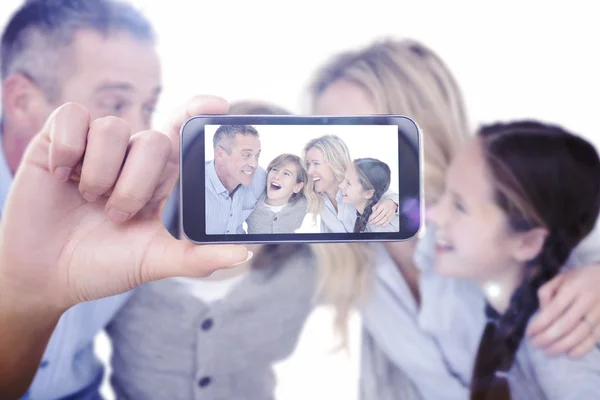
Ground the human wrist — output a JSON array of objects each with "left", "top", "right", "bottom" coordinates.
[{"left": 0, "top": 275, "right": 66, "bottom": 326}]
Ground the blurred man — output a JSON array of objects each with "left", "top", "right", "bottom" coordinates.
[{"left": 0, "top": 0, "right": 161, "bottom": 398}]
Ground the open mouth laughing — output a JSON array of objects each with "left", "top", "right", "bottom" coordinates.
[{"left": 435, "top": 235, "right": 455, "bottom": 252}]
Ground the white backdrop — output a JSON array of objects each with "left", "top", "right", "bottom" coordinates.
[
  {"left": 1, "top": 1, "right": 598, "bottom": 399},
  {"left": 204, "top": 124, "right": 400, "bottom": 194},
  {"left": 1, "top": 0, "right": 597, "bottom": 149}
]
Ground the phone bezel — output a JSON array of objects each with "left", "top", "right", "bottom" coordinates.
[{"left": 179, "top": 115, "right": 424, "bottom": 244}]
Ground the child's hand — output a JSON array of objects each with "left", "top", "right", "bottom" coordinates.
[
  {"left": 369, "top": 199, "right": 398, "bottom": 226},
  {"left": 526, "top": 264, "right": 600, "bottom": 358}
]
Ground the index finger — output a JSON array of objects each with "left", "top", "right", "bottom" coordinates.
[
  {"left": 527, "top": 283, "right": 577, "bottom": 338},
  {"left": 538, "top": 273, "right": 567, "bottom": 308}
]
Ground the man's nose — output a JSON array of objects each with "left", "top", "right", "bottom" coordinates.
[{"left": 249, "top": 158, "right": 258, "bottom": 168}]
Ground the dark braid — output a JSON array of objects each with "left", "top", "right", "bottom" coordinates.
[
  {"left": 352, "top": 158, "right": 392, "bottom": 232},
  {"left": 354, "top": 187, "right": 386, "bottom": 232},
  {"left": 469, "top": 121, "right": 600, "bottom": 398}
]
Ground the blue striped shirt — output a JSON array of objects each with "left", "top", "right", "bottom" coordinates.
[
  {"left": 0, "top": 134, "right": 134, "bottom": 400},
  {"left": 204, "top": 160, "right": 266, "bottom": 234}
]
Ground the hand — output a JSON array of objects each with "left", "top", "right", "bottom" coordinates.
[
  {"left": 0, "top": 96, "right": 251, "bottom": 312},
  {"left": 526, "top": 264, "right": 600, "bottom": 358},
  {"left": 369, "top": 199, "right": 398, "bottom": 226}
]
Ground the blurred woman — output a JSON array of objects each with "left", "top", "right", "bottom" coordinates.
[{"left": 308, "top": 38, "right": 600, "bottom": 399}]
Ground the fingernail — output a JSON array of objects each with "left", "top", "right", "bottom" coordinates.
[
  {"left": 83, "top": 192, "right": 99, "bottom": 202},
  {"left": 55, "top": 167, "right": 72, "bottom": 182},
  {"left": 107, "top": 208, "right": 130, "bottom": 224},
  {"left": 232, "top": 251, "right": 253, "bottom": 266}
]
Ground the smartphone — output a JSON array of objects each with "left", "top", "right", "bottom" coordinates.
[{"left": 179, "top": 115, "right": 423, "bottom": 244}]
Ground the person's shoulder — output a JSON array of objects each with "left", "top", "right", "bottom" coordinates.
[
  {"left": 519, "top": 313, "right": 600, "bottom": 392},
  {"left": 251, "top": 167, "right": 267, "bottom": 196},
  {"left": 294, "top": 196, "right": 308, "bottom": 209},
  {"left": 255, "top": 166, "right": 267, "bottom": 176},
  {"left": 253, "top": 167, "right": 267, "bottom": 183}
]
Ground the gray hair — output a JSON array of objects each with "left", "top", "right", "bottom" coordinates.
[
  {"left": 1, "top": 0, "right": 155, "bottom": 102},
  {"left": 213, "top": 124, "right": 259, "bottom": 153}
]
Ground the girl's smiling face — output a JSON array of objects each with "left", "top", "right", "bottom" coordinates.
[
  {"left": 339, "top": 163, "right": 373, "bottom": 211},
  {"left": 427, "top": 138, "right": 530, "bottom": 289}
]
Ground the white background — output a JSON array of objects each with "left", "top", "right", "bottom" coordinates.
[
  {"left": 204, "top": 124, "right": 400, "bottom": 194},
  {"left": 1, "top": 0, "right": 599, "bottom": 399}
]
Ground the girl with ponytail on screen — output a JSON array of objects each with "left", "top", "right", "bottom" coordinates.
[{"left": 339, "top": 158, "right": 399, "bottom": 233}]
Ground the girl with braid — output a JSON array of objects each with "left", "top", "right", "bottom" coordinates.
[
  {"left": 428, "top": 120, "right": 600, "bottom": 399},
  {"left": 339, "top": 158, "right": 400, "bottom": 233}
]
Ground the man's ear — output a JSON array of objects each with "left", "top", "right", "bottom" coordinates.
[
  {"left": 512, "top": 227, "right": 548, "bottom": 263},
  {"left": 215, "top": 146, "right": 226, "bottom": 159},
  {"left": 2, "top": 73, "right": 51, "bottom": 133}
]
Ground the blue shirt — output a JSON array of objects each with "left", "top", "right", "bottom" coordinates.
[
  {"left": 364, "top": 223, "right": 600, "bottom": 399},
  {"left": 362, "top": 241, "right": 475, "bottom": 399},
  {"left": 204, "top": 160, "right": 266, "bottom": 234},
  {"left": 0, "top": 134, "right": 133, "bottom": 400}
]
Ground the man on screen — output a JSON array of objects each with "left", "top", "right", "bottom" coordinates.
[{"left": 205, "top": 124, "right": 266, "bottom": 234}]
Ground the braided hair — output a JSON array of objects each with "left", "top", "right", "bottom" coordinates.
[
  {"left": 470, "top": 121, "right": 600, "bottom": 397},
  {"left": 352, "top": 158, "right": 392, "bottom": 232}
]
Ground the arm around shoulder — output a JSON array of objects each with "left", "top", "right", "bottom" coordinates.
[{"left": 521, "top": 329, "right": 600, "bottom": 400}]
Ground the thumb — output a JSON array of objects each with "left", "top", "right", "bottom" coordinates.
[
  {"left": 538, "top": 273, "right": 565, "bottom": 308},
  {"left": 140, "top": 232, "right": 252, "bottom": 282}
]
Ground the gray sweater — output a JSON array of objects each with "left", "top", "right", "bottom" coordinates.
[
  {"left": 245, "top": 194, "right": 307, "bottom": 234},
  {"left": 106, "top": 243, "right": 423, "bottom": 400},
  {"left": 106, "top": 244, "right": 316, "bottom": 400}
]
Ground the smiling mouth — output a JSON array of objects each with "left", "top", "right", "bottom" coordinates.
[
  {"left": 242, "top": 170, "right": 254, "bottom": 176},
  {"left": 435, "top": 237, "right": 454, "bottom": 252},
  {"left": 269, "top": 182, "right": 282, "bottom": 191}
]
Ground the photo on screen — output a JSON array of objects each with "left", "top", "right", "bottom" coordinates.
[{"left": 180, "top": 116, "right": 422, "bottom": 244}]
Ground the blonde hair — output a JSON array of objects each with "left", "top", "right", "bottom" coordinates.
[
  {"left": 306, "top": 38, "right": 473, "bottom": 341},
  {"left": 309, "top": 38, "right": 471, "bottom": 204},
  {"left": 302, "top": 135, "right": 352, "bottom": 220},
  {"left": 266, "top": 153, "right": 308, "bottom": 204}
]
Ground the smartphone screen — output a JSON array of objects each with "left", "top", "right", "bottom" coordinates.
[{"left": 180, "top": 115, "right": 423, "bottom": 244}]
